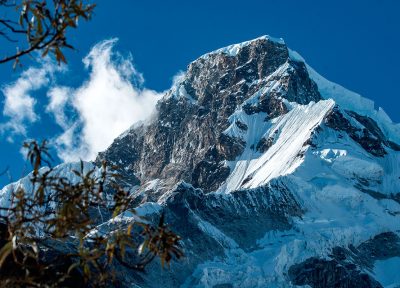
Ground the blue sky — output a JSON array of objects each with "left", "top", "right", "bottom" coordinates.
[{"left": 0, "top": 0, "right": 399, "bottom": 186}]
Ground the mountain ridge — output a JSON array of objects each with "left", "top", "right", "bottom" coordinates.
[{"left": 2, "top": 35, "right": 400, "bottom": 287}]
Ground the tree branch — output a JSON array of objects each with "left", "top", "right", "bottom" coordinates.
[
  {"left": 0, "top": 30, "right": 52, "bottom": 64},
  {"left": 0, "top": 30, "right": 18, "bottom": 42},
  {"left": 0, "top": 19, "right": 27, "bottom": 34}
]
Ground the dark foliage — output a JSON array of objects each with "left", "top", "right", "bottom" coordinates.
[
  {"left": 0, "top": 140, "right": 183, "bottom": 287},
  {"left": 0, "top": 0, "right": 95, "bottom": 66}
]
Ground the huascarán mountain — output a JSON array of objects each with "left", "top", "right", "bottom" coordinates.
[{"left": 2, "top": 36, "right": 400, "bottom": 287}]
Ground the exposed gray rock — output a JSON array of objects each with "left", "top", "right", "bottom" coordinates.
[
  {"left": 288, "top": 232, "right": 400, "bottom": 288},
  {"left": 92, "top": 37, "right": 400, "bottom": 287},
  {"left": 324, "top": 106, "right": 400, "bottom": 157},
  {"left": 3, "top": 36, "right": 400, "bottom": 288},
  {"left": 289, "top": 257, "right": 383, "bottom": 288},
  {"left": 256, "top": 136, "right": 274, "bottom": 153},
  {"left": 97, "top": 37, "right": 321, "bottom": 194},
  {"left": 120, "top": 180, "right": 303, "bottom": 287}
]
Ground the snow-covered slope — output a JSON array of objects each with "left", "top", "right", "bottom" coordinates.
[
  {"left": 2, "top": 35, "right": 400, "bottom": 288},
  {"left": 0, "top": 161, "right": 96, "bottom": 213},
  {"left": 220, "top": 99, "right": 335, "bottom": 192}
]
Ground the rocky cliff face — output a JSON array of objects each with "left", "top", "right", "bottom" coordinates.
[
  {"left": 97, "top": 37, "right": 322, "bottom": 195},
  {"left": 3, "top": 36, "right": 400, "bottom": 287}
]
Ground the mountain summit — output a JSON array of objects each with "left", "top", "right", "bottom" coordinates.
[{"left": 3, "top": 36, "right": 400, "bottom": 287}]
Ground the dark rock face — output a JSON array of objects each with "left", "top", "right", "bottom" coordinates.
[
  {"left": 242, "top": 94, "right": 289, "bottom": 118},
  {"left": 125, "top": 180, "right": 303, "bottom": 287},
  {"left": 186, "top": 38, "right": 289, "bottom": 102},
  {"left": 256, "top": 136, "right": 275, "bottom": 153},
  {"left": 97, "top": 37, "right": 321, "bottom": 193},
  {"left": 288, "top": 232, "right": 400, "bottom": 288},
  {"left": 90, "top": 37, "right": 400, "bottom": 287},
  {"left": 289, "top": 257, "right": 382, "bottom": 288},
  {"left": 235, "top": 120, "right": 248, "bottom": 131},
  {"left": 97, "top": 125, "right": 144, "bottom": 186},
  {"left": 269, "top": 60, "right": 322, "bottom": 105},
  {"left": 346, "top": 111, "right": 388, "bottom": 157},
  {"left": 354, "top": 183, "right": 400, "bottom": 205},
  {"left": 191, "top": 146, "right": 231, "bottom": 192},
  {"left": 357, "top": 232, "right": 400, "bottom": 262},
  {"left": 218, "top": 134, "right": 246, "bottom": 161},
  {"left": 325, "top": 106, "right": 399, "bottom": 157},
  {"left": 241, "top": 60, "right": 321, "bottom": 118},
  {"left": 325, "top": 107, "right": 356, "bottom": 133},
  {"left": 165, "top": 181, "right": 302, "bottom": 249}
]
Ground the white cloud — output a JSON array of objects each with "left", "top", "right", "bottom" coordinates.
[
  {"left": 46, "top": 86, "right": 71, "bottom": 130},
  {"left": 172, "top": 70, "right": 185, "bottom": 86},
  {"left": 48, "top": 39, "right": 161, "bottom": 162},
  {"left": 0, "top": 39, "right": 161, "bottom": 162},
  {"left": 0, "top": 61, "right": 58, "bottom": 138}
]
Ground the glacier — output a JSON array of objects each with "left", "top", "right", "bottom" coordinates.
[{"left": 1, "top": 35, "right": 400, "bottom": 287}]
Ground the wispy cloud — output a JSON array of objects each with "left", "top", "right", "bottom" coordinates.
[
  {"left": 46, "top": 86, "right": 71, "bottom": 130},
  {"left": 47, "top": 39, "right": 161, "bottom": 162},
  {"left": 1, "top": 39, "right": 162, "bottom": 162},
  {"left": 0, "top": 61, "right": 59, "bottom": 140}
]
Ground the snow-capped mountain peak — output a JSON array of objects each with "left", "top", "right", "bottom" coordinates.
[{"left": 2, "top": 36, "right": 400, "bottom": 287}]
